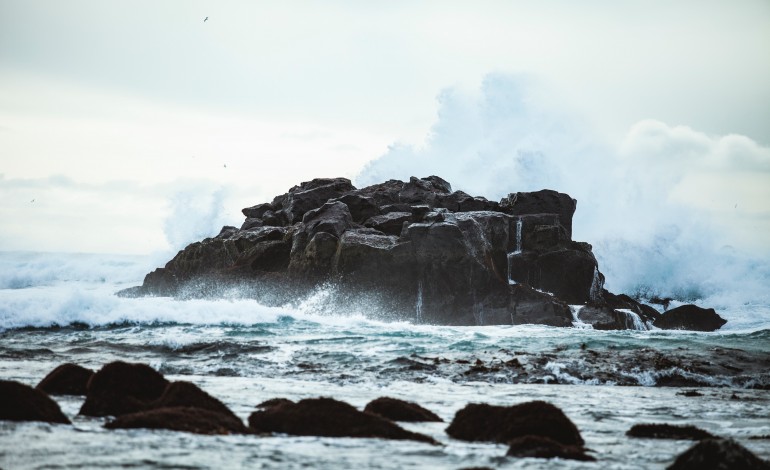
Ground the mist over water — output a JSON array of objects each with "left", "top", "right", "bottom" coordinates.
[{"left": 356, "top": 74, "right": 770, "bottom": 311}]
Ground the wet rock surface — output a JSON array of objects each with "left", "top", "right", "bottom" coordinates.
[
  {"left": 506, "top": 435, "right": 595, "bottom": 461},
  {"left": 248, "top": 397, "right": 438, "bottom": 444},
  {"left": 36, "top": 363, "right": 94, "bottom": 395},
  {"left": 149, "top": 381, "right": 240, "bottom": 421},
  {"left": 105, "top": 406, "right": 249, "bottom": 435},
  {"left": 667, "top": 438, "right": 770, "bottom": 470},
  {"left": 627, "top": 423, "right": 715, "bottom": 440},
  {"left": 80, "top": 361, "right": 170, "bottom": 417},
  {"left": 120, "top": 175, "right": 719, "bottom": 329},
  {"left": 446, "top": 400, "right": 584, "bottom": 446},
  {"left": 655, "top": 304, "right": 728, "bottom": 331},
  {"left": 363, "top": 396, "right": 442, "bottom": 422},
  {"left": 0, "top": 379, "right": 71, "bottom": 424}
]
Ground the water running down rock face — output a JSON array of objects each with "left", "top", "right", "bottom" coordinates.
[{"left": 122, "top": 176, "right": 725, "bottom": 331}]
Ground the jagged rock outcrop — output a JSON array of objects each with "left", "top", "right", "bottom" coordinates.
[{"left": 121, "top": 176, "right": 720, "bottom": 330}]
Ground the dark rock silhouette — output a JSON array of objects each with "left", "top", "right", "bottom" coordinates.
[
  {"left": 0, "top": 380, "right": 70, "bottom": 424},
  {"left": 247, "top": 397, "right": 437, "bottom": 444},
  {"left": 121, "top": 175, "right": 720, "bottom": 330},
  {"left": 150, "top": 381, "right": 239, "bottom": 421},
  {"left": 363, "top": 396, "right": 442, "bottom": 422},
  {"left": 506, "top": 435, "right": 595, "bottom": 461},
  {"left": 655, "top": 304, "right": 727, "bottom": 331},
  {"left": 667, "top": 438, "right": 770, "bottom": 470},
  {"left": 446, "top": 400, "right": 583, "bottom": 446},
  {"left": 36, "top": 363, "right": 94, "bottom": 396},
  {"left": 80, "top": 361, "right": 169, "bottom": 417},
  {"left": 627, "top": 423, "right": 715, "bottom": 440},
  {"left": 255, "top": 398, "right": 295, "bottom": 409},
  {"left": 105, "top": 406, "right": 249, "bottom": 435}
]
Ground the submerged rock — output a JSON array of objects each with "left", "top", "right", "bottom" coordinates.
[
  {"left": 247, "top": 397, "right": 437, "bottom": 444},
  {"left": 655, "top": 305, "right": 727, "bottom": 331},
  {"left": 667, "top": 438, "right": 770, "bottom": 470},
  {"left": 446, "top": 400, "right": 584, "bottom": 446},
  {"left": 0, "top": 380, "right": 71, "bottom": 424},
  {"left": 80, "top": 361, "right": 169, "bottom": 417},
  {"left": 506, "top": 435, "right": 595, "bottom": 461},
  {"left": 363, "top": 397, "right": 442, "bottom": 422},
  {"left": 36, "top": 363, "right": 94, "bottom": 396},
  {"left": 105, "top": 406, "right": 249, "bottom": 435},
  {"left": 627, "top": 423, "right": 715, "bottom": 440}
]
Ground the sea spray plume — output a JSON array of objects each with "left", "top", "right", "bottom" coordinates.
[
  {"left": 356, "top": 73, "right": 770, "bottom": 318},
  {"left": 162, "top": 182, "right": 231, "bottom": 251}
]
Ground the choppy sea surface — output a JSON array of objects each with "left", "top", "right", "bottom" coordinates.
[{"left": 1, "top": 251, "right": 769, "bottom": 469}]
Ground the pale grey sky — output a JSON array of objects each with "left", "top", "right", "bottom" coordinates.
[{"left": 1, "top": 0, "right": 769, "bottom": 255}]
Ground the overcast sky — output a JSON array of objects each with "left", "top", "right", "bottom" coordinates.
[{"left": 1, "top": 0, "right": 769, "bottom": 257}]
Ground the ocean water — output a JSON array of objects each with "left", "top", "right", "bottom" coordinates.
[{"left": 1, "top": 251, "right": 769, "bottom": 469}]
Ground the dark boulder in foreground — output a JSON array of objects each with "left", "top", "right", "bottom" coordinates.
[
  {"left": 0, "top": 380, "right": 71, "bottom": 424},
  {"left": 627, "top": 423, "right": 715, "bottom": 440},
  {"left": 150, "top": 381, "right": 239, "bottom": 422},
  {"left": 105, "top": 406, "right": 249, "bottom": 435},
  {"left": 364, "top": 397, "right": 442, "bottom": 422},
  {"left": 248, "top": 397, "right": 437, "bottom": 444},
  {"left": 667, "top": 438, "right": 770, "bottom": 470},
  {"left": 36, "top": 363, "right": 94, "bottom": 396},
  {"left": 121, "top": 175, "right": 721, "bottom": 330},
  {"left": 506, "top": 435, "right": 595, "bottom": 461},
  {"left": 654, "top": 305, "right": 727, "bottom": 332},
  {"left": 446, "top": 400, "right": 583, "bottom": 446},
  {"left": 80, "top": 361, "right": 169, "bottom": 417}
]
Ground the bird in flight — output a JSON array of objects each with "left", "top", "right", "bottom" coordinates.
[{"left": 204, "top": 16, "right": 208, "bottom": 22}]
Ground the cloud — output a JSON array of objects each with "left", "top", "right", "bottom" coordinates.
[{"left": 0, "top": 175, "right": 234, "bottom": 255}]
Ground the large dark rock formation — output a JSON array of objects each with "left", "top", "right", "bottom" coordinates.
[
  {"left": 122, "top": 176, "right": 720, "bottom": 329},
  {"left": 0, "top": 380, "right": 71, "bottom": 424}
]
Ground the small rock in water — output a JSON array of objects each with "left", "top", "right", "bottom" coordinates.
[
  {"left": 0, "top": 380, "right": 71, "bottom": 424},
  {"left": 36, "top": 363, "right": 94, "bottom": 396},
  {"left": 506, "top": 435, "right": 595, "bottom": 461},
  {"left": 364, "top": 397, "right": 443, "bottom": 422},
  {"left": 667, "top": 438, "right": 770, "bottom": 470},
  {"left": 248, "top": 397, "right": 437, "bottom": 444},
  {"left": 677, "top": 390, "right": 704, "bottom": 397},
  {"left": 446, "top": 400, "right": 584, "bottom": 446},
  {"left": 255, "top": 398, "right": 295, "bottom": 409},
  {"left": 105, "top": 406, "right": 249, "bottom": 435},
  {"left": 149, "top": 381, "right": 239, "bottom": 421},
  {"left": 80, "top": 361, "right": 169, "bottom": 417},
  {"left": 627, "top": 424, "right": 715, "bottom": 440},
  {"left": 654, "top": 304, "right": 727, "bottom": 331}
]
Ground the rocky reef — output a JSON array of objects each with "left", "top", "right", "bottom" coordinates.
[{"left": 122, "top": 176, "right": 723, "bottom": 330}]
